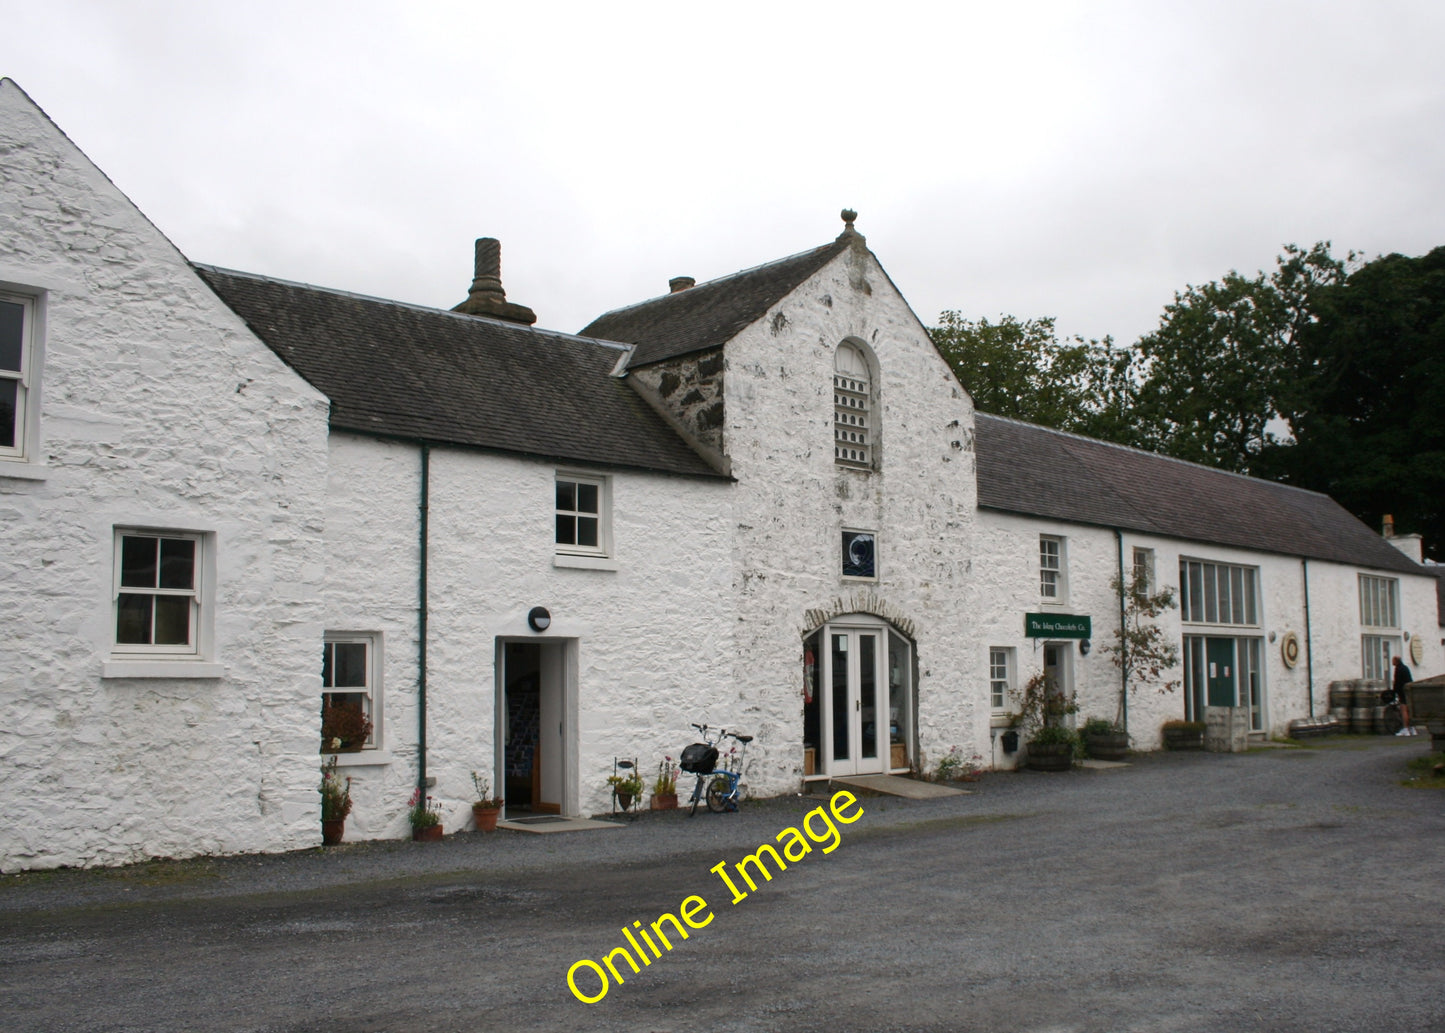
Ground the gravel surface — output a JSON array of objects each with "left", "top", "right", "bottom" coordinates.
[{"left": 2, "top": 737, "right": 1442, "bottom": 1032}]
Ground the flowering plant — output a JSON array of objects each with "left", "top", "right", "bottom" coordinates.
[
  {"left": 320, "top": 698, "right": 372, "bottom": 753},
  {"left": 607, "top": 771, "right": 644, "bottom": 797},
  {"left": 319, "top": 755, "right": 352, "bottom": 821},
  {"left": 407, "top": 786, "right": 440, "bottom": 829},
  {"left": 653, "top": 756, "right": 679, "bottom": 796},
  {"left": 470, "top": 770, "right": 503, "bottom": 809}
]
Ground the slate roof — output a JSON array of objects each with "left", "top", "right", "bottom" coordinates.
[
  {"left": 975, "top": 413, "right": 1424, "bottom": 575},
  {"left": 578, "top": 239, "right": 850, "bottom": 366},
  {"left": 194, "top": 265, "right": 725, "bottom": 479}
]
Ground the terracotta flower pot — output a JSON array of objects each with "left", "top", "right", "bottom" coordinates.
[
  {"left": 472, "top": 804, "right": 501, "bottom": 832},
  {"left": 321, "top": 818, "right": 345, "bottom": 846},
  {"left": 651, "top": 792, "right": 678, "bottom": 811},
  {"left": 412, "top": 824, "right": 443, "bottom": 842}
]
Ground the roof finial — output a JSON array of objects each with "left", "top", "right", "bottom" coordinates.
[{"left": 837, "top": 208, "right": 864, "bottom": 243}]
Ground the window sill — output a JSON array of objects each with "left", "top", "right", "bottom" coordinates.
[
  {"left": 0, "top": 461, "right": 49, "bottom": 482},
  {"left": 101, "top": 660, "right": 225, "bottom": 680},
  {"left": 553, "top": 553, "right": 618, "bottom": 572},
  {"left": 325, "top": 750, "right": 393, "bottom": 768}
]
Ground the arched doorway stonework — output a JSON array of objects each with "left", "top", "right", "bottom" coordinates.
[{"left": 801, "top": 595, "right": 918, "bottom": 780}]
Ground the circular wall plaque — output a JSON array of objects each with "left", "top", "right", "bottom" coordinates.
[{"left": 1281, "top": 631, "right": 1300, "bottom": 669}]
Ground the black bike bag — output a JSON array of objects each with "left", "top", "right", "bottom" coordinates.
[{"left": 680, "top": 743, "right": 718, "bottom": 774}]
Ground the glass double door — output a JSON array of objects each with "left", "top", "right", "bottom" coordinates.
[{"left": 804, "top": 619, "right": 913, "bottom": 777}]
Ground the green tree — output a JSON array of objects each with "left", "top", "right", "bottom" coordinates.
[
  {"left": 1130, "top": 242, "right": 1348, "bottom": 474},
  {"left": 1280, "top": 246, "right": 1445, "bottom": 560},
  {"left": 928, "top": 312, "right": 1138, "bottom": 439}
]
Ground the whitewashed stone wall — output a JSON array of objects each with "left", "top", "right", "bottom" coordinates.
[
  {"left": 973, "top": 508, "right": 1442, "bottom": 762},
  {"left": 323, "top": 434, "right": 735, "bottom": 831},
  {"left": 0, "top": 82, "right": 331, "bottom": 871},
  {"left": 713, "top": 240, "right": 980, "bottom": 792}
]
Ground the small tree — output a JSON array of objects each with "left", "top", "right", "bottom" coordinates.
[
  {"left": 1010, "top": 669, "right": 1078, "bottom": 739},
  {"left": 1104, "top": 570, "right": 1182, "bottom": 727}
]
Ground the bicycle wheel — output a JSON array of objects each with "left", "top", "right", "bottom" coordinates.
[
  {"left": 706, "top": 775, "right": 731, "bottom": 813},
  {"left": 1383, "top": 705, "right": 1404, "bottom": 734},
  {"left": 689, "top": 778, "right": 703, "bottom": 817}
]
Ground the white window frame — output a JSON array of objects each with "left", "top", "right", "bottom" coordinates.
[
  {"left": 989, "top": 647, "right": 1014, "bottom": 711},
  {"left": 111, "top": 530, "right": 204, "bottom": 657},
  {"left": 554, "top": 471, "right": 616, "bottom": 570},
  {"left": 103, "top": 528, "right": 221, "bottom": 678},
  {"left": 1358, "top": 574, "right": 1399, "bottom": 629},
  {"left": 0, "top": 288, "right": 40, "bottom": 466},
  {"left": 1131, "top": 547, "right": 1155, "bottom": 596},
  {"left": 1039, "top": 535, "right": 1066, "bottom": 602},
  {"left": 833, "top": 341, "right": 873, "bottom": 468},
  {"left": 1362, "top": 634, "right": 1399, "bottom": 681},
  {"left": 323, "top": 632, "right": 383, "bottom": 755},
  {"left": 1179, "top": 558, "right": 1260, "bottom": 627}
]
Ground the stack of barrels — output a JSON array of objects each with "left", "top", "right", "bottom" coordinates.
[{"left": 1327, "top": 679, "right": 1390, "bottom": 733}]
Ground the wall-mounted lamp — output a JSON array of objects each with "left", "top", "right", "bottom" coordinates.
[
  {"left": 527, "top": 606, "right": 552, "bottom": 632},
  {"left": 1079, "top": 638, "right": 1091, "bottom": 656},
  {"left": 1268, "top": 631, "right": 1277, "bottom": 643}
]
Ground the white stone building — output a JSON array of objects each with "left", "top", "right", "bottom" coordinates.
[{"left": 3, "top": 78, "right": 1440, "bottom": 870}]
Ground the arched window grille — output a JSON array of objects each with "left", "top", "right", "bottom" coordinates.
[{"left": 834, "top": 343, "right": 872, "bottom": 466}]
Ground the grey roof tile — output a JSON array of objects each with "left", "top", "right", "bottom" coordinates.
[
  {"left": 195, "top": 265, "right": 724, "bottom": 479},
  {"left": 976, "top": 413, "right": 1423, "bottom": 575},
  {"left": 579, "top": 240, "right": 849, "bottom": 365}
]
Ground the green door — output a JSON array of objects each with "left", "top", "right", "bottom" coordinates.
[{"left": 1206, "top": 638, "right": 1236, "bottom": 707}]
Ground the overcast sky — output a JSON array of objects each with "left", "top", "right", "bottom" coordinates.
[{"left": 7, "top": 1, "right": 1444, "bottom": 345}]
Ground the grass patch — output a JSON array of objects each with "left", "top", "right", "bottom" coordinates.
[{"left": 1401, "top": 752, "right": 1445, "bottom": 789}]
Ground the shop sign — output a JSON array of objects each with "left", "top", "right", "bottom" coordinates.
[{"left": 1024, "top": 613, "right": 1092, "bottom": 639}]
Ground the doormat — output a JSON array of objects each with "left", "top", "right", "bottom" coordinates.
[{"left": 507, "top": 815, "right": 570, "bottom": 825}]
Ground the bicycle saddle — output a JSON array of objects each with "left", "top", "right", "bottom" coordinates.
[{"left": 734, "top": 734, "right": 753, "bottom": 743}]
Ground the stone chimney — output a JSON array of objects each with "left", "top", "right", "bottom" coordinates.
[
  {"left": 669, "top": 276, "right": 695, "bottom": 294},
  {"left": 452, "top": 238, "right": 537, "bottom": 325}
]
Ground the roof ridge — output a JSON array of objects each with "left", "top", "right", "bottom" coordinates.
[
  {"left": 974, "top": 411, "right": 1336, "bottom": 503},
  {"left": 586, "top": 239, "right": 846, "bottom": 323},
  {"left": 193, "top": 263, "right": 630, "bottom": 352}
]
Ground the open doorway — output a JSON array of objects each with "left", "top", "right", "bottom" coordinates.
[{"left": 497, "top": 640, "right": 572, "bottom": 816}]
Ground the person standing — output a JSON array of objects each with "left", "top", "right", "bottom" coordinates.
[{"left": 1392, "top": 655, "right": 1417, "bottom": 736}]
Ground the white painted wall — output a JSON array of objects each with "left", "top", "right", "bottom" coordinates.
[
  {"left": 322, "top": 434, "right": 735, "bottom": 832},
  {"left": 974, "top": 508, "right": 1443, "bottom": 763},
  {"left": 714, "top": 241, "right": 981, "bottom": 791},
  {"left": 0, "top": 82, "right": 331, "bottom": 871}
]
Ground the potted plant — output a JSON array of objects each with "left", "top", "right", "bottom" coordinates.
[
  {"left": 607, "top": 769, "right": 644, "bottom": 811},
  {"left": 1081, "top": 716, "right": 1130, "bottom": 761},
  {"left": 1011, "top": 670, "right": 1079, "bottom": 772},
  {"left": 1161, "top": 719, "right": 1206, "bottom": 750},
  {"left": 319, "top": 755, "right": 352, "bottom": 846},
  {"left": 408, "top": 787, "right": 443, "bottom": 841},
  {"left": 320, "top": 697, "right": 373, "bottom": 754},
  {"left": 651, "top": 757, "right": 679, "bottom": 810},
  {"left": 470, "top": 770, "right": 503, "bottom": 832}
]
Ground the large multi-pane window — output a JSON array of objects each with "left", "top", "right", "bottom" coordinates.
[
  {"left": 1358, "top": 575, "right": 1401, "bottom": 679},
  {"left": 1179, "top": 559, "right": 1259, "bottom": 625},
  {"left": 1359, "top": 575, "right": 1399, "bottom": 628}
]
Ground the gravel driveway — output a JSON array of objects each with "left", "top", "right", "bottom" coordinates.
[{"left": 2, "top": 738, "right": 1441, "bottom": 1033}]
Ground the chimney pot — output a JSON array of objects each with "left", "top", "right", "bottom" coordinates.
[
  {"left": 669, "top": 276, "right": 695, "bottom": 294},
  {"left": 1383, "top": 514, "right": 1395, "bottom": 538},
  {"left": 452, "top": 237, "right": 537, "bottom": 325}
]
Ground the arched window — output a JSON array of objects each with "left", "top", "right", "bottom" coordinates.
[{"left": 834, "top": 342, "right": 873, "bottom": 466}]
